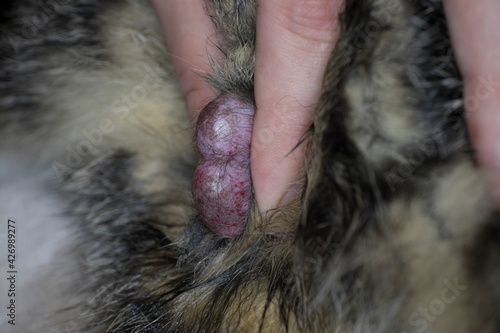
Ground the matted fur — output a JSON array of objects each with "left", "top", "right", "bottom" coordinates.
[{"left": 0, "top": 0, "right": 499, "bottom": 332}]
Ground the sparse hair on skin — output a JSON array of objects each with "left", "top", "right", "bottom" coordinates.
[{"left": 0, "top": 0, "right": 499, "bottom": 332}]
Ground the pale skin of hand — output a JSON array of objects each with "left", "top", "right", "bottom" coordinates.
[
  {"left": 151, "top": 0, "right": 343, "bottom": 213},
  {"left": 151, "top": 0, "right": 500, "bottom": 213},
  {"left": 442, "top": 0, "right": 500, "bottom": 201}
]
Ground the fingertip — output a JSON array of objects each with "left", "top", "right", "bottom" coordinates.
[
  {"left": 464, "top": 83, "right": 500, "bottom": 205},
  {"left": 251, "top": 0, "right": 343, "bottom": 213},
  {"left": 250, "top": 138, "right": 307, "bottom": 213},
  {"left": 469, "top": 96, "right": 500, "bottom": 167},
  {"left": 151, "top": 0, "right": 221, "bottom": 122},
  {"left": 178, "top": 70, "right": 217, "bottom": 123}
]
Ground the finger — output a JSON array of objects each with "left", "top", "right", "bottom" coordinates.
[
  {"left": 443, "top": 0, "right": 500, "bottom": 200},
  {"left": 251, "top": 0, "right": 343, "bottom": 213},
  {"left": 151, "top": 0, "right": 221, "bottom": 123}
]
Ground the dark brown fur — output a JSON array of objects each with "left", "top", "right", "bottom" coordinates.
[{"left": 0, "top": 0, "right": 499, "bottom": 332}]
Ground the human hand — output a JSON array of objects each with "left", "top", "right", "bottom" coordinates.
[
  {"left": 151, "top": 0, "right": 343, "bottom": 214},
  {"left": 251, "top": 0, "right": 342, "bottom": 212},
  {"left": 442, "top": 0, "right": 500, "bottom": 201},
  {"left": 150, "top": 0, "right": 220, "bottom": 122}
]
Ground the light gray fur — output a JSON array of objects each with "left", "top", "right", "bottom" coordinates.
[{"left": 0, "top": 0, "right": 499, "bottom": 332}]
